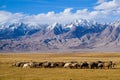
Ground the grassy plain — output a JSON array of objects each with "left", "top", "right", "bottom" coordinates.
[{"left": 0, "top": 52, "right": 120, "bottom": 80}]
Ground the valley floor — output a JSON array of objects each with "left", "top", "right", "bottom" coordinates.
[{"left": 0, "top": 52, "right": 120, "bottom": 80}]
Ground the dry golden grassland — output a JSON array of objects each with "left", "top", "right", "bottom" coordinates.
[{"left": 0, "top": 52, "right": 120, "bottom": 80}]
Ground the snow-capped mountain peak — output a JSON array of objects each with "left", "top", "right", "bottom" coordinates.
[
  {"left": 0, "top": 19, "right": 120, "bottom": 52},
  {"left": 74, "top": 19, "right": 96, "bottom": 26},
  {"left": 65, "top": 19, "right": 98, "bottom": 29},
  {"left": 47, "top": 22, "right": 60, "bottom": 30}
]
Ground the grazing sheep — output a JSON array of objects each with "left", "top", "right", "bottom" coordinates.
[
  {"left": 12, "top": 62, "right": 27, "bottom": 67},
  {"left": 57, "top": 62, "right": 65, "bottom": 68},
  {"left": 88, "top": 62, "right": 98, "bottom": 69},
  {"left": 98, "top": 63, "right": 104, "bottom": 69},
  {"left": 50, "top": 62, "right": 58, "bottom": 68},
  {"left": 70, "top": 63, "right": 80, "bottom": 69},
  {"left": 36, "top": 62, "right": 44, "bottom": 68},
  {"left": 42, "top": 62, "right": 51, "bottom": 68},
  {"left": 103, "top": 61, "right": 113, "bottom": 69},
  {"left": 12, "top": 60, "right": 116, "bottom": 69},
  {"left": 23, "top": 63, "right": 30, "bottom": 68},
  {"left": 64, "top": 63, "right": 72, "bottom": 68},
  {"left": 80, "top": 61, "right": 89, "bottom": 69},
  {"left": 112, "top": 62, "right": 116, "bottom": 68}
]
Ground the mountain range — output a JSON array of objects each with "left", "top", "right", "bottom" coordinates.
[{"left": 0, "top": 19, "right": 120, "bottom": 52}]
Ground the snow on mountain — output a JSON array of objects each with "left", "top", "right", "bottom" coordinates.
[
  {"left": 47, "top": 22, "right": 59, "bottom": 30},
  {"left": 0, "top": 19, "right": 120, "bottom": 52},
  {"left": 74, "top": 19, "right": 96, "bottom": 27},
  {"left": 0, "top": 22, "right": 43, "bottom": 39}
]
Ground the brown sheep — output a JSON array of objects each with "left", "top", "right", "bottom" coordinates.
[{"left": 103, "top": 61, "right": 113, "bottom": 69}]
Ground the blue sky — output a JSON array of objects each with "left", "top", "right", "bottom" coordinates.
[
  {"left": 0, "top": 0, "right": 120, "bottom": 24},
  {"left": 0, "top": 0, "right": 98, "bottom": 14}
]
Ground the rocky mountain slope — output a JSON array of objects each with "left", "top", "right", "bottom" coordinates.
[{"left": 0, "top": 19, "right": 120, "bottom": 52}]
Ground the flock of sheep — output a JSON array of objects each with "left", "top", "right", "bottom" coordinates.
[{"left": 12, "top": 60, "right": 116, "bottom": 69}]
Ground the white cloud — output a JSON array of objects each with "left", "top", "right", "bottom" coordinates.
[
  {"left": 94, "top": 0, "right": 120, "bottom": 22},
  {"left": 97, "top": 0, "right": 108, "bottom": 4},
  {"left": 0, "top": 11, "right": 11, "bottom": 22},
  {"left": 62, "top": 8, "right": 73, "bottom": 14},
  {"left": 0, "top": 11, "right": 25, "bottom": 25},
  {"left": 95, "top": 0, "right": 120, "bottom": 10},
  {"left": 0, "top": 0, "right": 120, "bottom": 25}
]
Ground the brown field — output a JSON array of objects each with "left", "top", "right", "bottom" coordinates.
[{"left": 0, "top": 52, "right": 120, "bottom": 80}]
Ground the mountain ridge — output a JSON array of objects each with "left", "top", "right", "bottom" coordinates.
[{"left": 0, "top": 19, "right": 120, "bottom": 52}]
